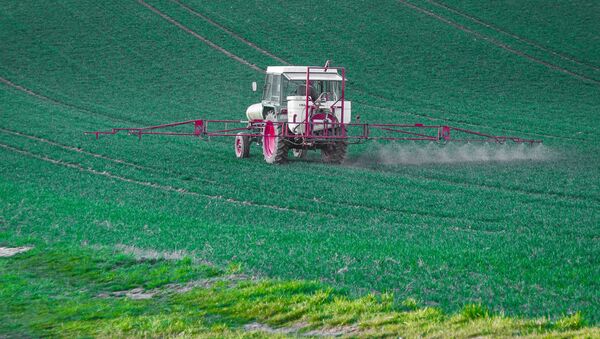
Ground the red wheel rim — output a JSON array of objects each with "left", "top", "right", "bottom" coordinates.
[
  {"left": 235, "top": 137, "right": 243, "bottom": 157},
  {"left": 263, "top": 121, "right": 275, "bottom": 157}
]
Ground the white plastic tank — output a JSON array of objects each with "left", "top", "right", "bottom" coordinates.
[
  {"left": 245, "top": 103, "right": 263, "bottom": 121},
  {"left": 287, "top": 96, "right": 313, "bottom": 134},
  {"left": 287, "top": 96, "right": 351, "bottom": 135}
]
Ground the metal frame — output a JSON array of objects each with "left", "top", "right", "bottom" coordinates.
[
  {"left": 86, "top": 119, "right": 541, "bottom": 144},
  {"left": 303, "top": 65, "right": 346, "bottom": 138}
]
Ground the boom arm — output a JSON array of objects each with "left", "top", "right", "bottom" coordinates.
[{"left": 86, "top": 119, "right": 542, "bottom": 144}]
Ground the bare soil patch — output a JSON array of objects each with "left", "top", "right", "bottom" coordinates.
[{"left": 0, "top": 246, "right": 33, "bottom": 257}]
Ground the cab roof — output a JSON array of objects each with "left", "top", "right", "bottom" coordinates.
[{"left": 266, "top": 66, "right": 345, "bottom": 81}]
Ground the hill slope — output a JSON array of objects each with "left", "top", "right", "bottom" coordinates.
[{"left": 1, "top": 0, "right": 599, "bottom": 325}]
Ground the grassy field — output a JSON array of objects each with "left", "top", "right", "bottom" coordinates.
[
  {"left": 1, "top": 0, "right": 599, "bottom": 336},
  {"left": 2, "top": 240, "right": 598, "bottom": 337}
]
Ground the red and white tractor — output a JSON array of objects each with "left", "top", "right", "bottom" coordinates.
[{"left": 238, "top": 64, "right": 351, "bottom": 163}]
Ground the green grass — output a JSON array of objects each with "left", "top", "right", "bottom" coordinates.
[
  {"left": 1, "top": 242, "right": 597, "bottom": 337},
  {"left": 1, "top": 0, "right": 599, "bottom": 334}
]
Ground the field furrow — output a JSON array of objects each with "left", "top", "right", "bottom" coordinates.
[
  {"left": 426, "top": 0, "right": 600, "bottom": 74},
  {"left": 397, "top": 0, "right": 600, "bottom": 85}
]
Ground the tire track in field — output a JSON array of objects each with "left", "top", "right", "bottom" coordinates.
[
  {"left": 336, "top": 164, "right": 598, "bottom": 207},
  {"left": 0, "top": 127, "right": 146, "bottom": 170},
  {"left": 0, "top": 142, "right": 310, "bottom": 215},
  {"left": 0, "top": 127, "right": 228, "bottom": 188},
  {"left": 397, "top": 0, "right": 600, "bottom": 85},
  {"left": 137, "top": 0, "right": 264, "bottom": 73},
  {"left": 394, "top": 171, "right": 599, "bottom": 205},
  {"left": 0, "top": 76, "right": 143, "bottom": 126},
  {"left": 57, "top": 1, "right": 193, "bottom": 113},
  {"left": 427, "top": 0, "right": 600, "bottom": 73},
  {"left": 0, "top": 76, "right": 96, "bottom": 116},
  {"left": 4, "top": 124, "right": 591, "bottom": 225},
  {"left": 170, "top": 0, "right": 290, "bottom": 65},
  {"left": 0, "top": 127, "right": 278, "bottom": 206}
]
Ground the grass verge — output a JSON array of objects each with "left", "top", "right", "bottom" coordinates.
[{"left": 0, "top": 239, "right": 597, "bottom": 338}]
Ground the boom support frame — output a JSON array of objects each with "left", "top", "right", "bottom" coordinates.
[{"left": 86, "top": 119, "right": 542, "bottom": 145}]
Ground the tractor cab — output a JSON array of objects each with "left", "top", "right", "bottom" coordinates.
[{"left": 245, "top": 66, "right": 351, "bottom": 128}]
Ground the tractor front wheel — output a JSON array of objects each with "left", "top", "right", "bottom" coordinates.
[
  {"left": 234, "top": 132, "right": 250, "bottom": 158},
  {"left": 262, "top": 113, "right": 288, "bottom": 164}
]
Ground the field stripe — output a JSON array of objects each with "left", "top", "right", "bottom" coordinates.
[
  {"left": 397, "top": 172, "right": 598, "bottom": 204},
  {"left": 2, "top": 127, "right": 479, "bottom": 222},
  {"left": 0, "top": 76, "right": 97, "bottom": 116},
  {"left": 0, "top": 76, "right": 140, "bottom": 125},
  {"left": 170, "top": 0, "right": 290, "bottom": 65},
  {"left": 427, "top": 0, "right": 600, "bottom": 73},
  {"left": 0, "top": 128, "right": 224, "bottom": 187},
  {"left": 0, "top": 127, "right": 543, "bottom": 223},
  {"left": 0, "top": 128, "right": 146, "bottom": 170},
  {"left": 137, "top": 0, "right": 265, "bottom": 73},
  {"left": 0, "top": 142, "right": 308, "bottom": 215},
  {"left": 397, "top": 0, "right": 600, "bottom": 85}
]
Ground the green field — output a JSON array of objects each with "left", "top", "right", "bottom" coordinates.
[{"left": 1, "top": 0, "right": 599, "bottom": 336}]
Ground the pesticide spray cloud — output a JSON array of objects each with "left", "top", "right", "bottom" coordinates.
[{"left": 346, "top": 142, "right": 554, "bottom": 166}]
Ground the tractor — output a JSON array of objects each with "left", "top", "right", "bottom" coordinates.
[{"left": 236, "top": 63, "right": 350, "bottom": 164}]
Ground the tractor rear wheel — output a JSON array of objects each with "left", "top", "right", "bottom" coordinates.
[
  {"left": 321, "top": 128, "right": 347, "bottom": 164},
  {"left": 321, "top": 141, "right": 347, "bottom": 164},
  {"left": 234, "top": 132, "right": 250, "bottom": 158},
  {"left": 262, "top": 113, "right": 288, "bottom": 164}
]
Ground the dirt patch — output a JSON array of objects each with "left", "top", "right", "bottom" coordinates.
[
  {"left": 164, "top": 274, "right": 249, "bottom": 293},
  {"left": 244, "top": 321, "right": 359, "bottom": 337},
  {"left": 0, "top": 246, "right": 33, "bottom": 257},
  {"left": 97, "top": 287, "right": 155, "bottom": 300},
  {"left": 115, "top": 244, "right": 189, "bottom": 261},
  {"left": 244, "top": 322, "right": 310, "bottom": 335},
  {"left": 96, "top": 274, "right": 249, "bottom": 300},
  {"left": 305, "top": 325, "right": 360, "bottom": 337}
]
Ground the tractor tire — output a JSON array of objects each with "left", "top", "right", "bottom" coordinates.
[
  {"left": 321, "top": 128, "right": 347, "bottom": 164},
  {"left": 262, "top": 112, "right": 288, "bottom": 164},
  {"left": 234, "top": 132, "right": 250, "bottom": 158}
]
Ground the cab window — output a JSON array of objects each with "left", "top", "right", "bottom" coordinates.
[
  {"left": 270, "top": 75, "right": 281, "bottom": 103},
  {"left": 262, "top": 74, "right": 281, "bottom": 104},
  {"left": 262, "top": 74, "right": 272, "bottom": 101}
]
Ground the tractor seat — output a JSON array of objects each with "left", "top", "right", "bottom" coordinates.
[{"left": 296, "top": 85, "right": 318, "bottom": 101}]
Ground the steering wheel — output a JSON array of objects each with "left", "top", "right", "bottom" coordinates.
[{"left": 315, "top": 92, "right": 332, "bottom": 103}]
